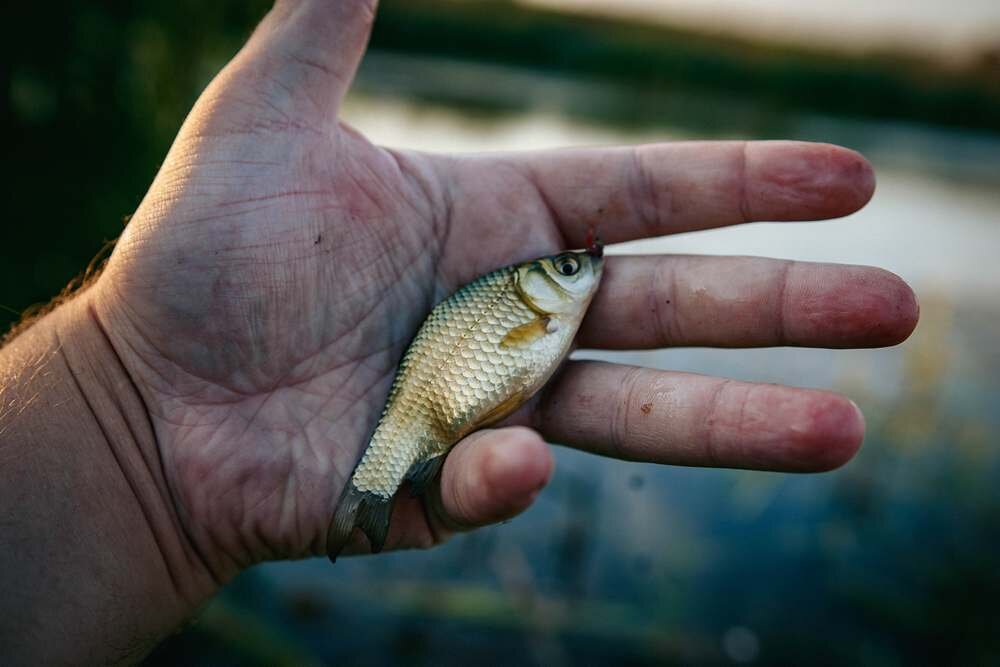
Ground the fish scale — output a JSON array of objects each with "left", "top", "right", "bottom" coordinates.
[
  {"left": 327, "top": 244, "right": 603, "bottom": 560},
  {"left": 353, "top": 267, "right": 560, "bottom": 496}
]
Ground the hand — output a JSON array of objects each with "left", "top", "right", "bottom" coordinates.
[{"left": 92, "top": 0, "right": 917, "bottom": 581}]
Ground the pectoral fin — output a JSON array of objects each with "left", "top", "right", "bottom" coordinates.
[{"left": 500, "top": 317, "right": 551, "bottom": 348}]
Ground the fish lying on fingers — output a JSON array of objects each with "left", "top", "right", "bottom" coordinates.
[{"left": 327, "top": 234, "right": 605, "bottom": 560}]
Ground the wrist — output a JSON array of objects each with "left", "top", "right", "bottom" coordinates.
[{"left": 0, "top": 287, "right": 219, "bottom": 662}]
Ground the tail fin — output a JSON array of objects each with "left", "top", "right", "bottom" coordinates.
[{"left": 327, "top": 483, "right": 393, "bottom": 563}]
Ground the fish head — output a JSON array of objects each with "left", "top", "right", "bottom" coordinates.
[{"left": 514, "top": 246, "right": 604, "bottom": 316}]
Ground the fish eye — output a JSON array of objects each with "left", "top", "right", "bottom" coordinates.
[{"left": 554, "top": 255, "right": 580, "bottom": 276}]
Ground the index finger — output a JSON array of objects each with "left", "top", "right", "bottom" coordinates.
[{"left": 450, "top": 141, "right": 875, "bottom": 246}]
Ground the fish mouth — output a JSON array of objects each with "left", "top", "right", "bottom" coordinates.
[
  {"left": 585, "top": 234, "right": 604, "bottom": 258},
  {"left": 588, "top": 249, "right": 605, "bottom": 280}
]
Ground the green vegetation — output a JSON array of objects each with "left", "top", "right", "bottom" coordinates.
[
  {"left": 371, "top": 0, "right": 1000, "bottom": 133},
  {"left": 2, "top": 1, "right": 270, "bottom": 330}
]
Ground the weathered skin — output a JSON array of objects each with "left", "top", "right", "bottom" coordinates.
[{"left": 328, "top": 245, "right": 604, "bottom": 558}]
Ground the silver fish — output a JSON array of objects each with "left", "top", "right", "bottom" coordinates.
[{"left": 328, "top": 240, "right": 604, "bottom": 559}]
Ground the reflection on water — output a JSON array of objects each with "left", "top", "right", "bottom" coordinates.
[{"left": 155, "top": 83, "right": 1000, "bottom": 665}]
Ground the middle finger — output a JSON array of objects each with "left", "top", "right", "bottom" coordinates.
[{"left": 580, "top": 255, "right": 918, "bottom": 350}]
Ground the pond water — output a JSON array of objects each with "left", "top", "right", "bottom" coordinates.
[{"left": 170, "top": 66, "right": 1000, "bottom": 666}]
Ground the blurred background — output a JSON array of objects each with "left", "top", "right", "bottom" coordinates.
[{"left": 3, "top": 1, "right": 999, "bottom": 664}]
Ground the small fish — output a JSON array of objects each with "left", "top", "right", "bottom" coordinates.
[{"left": 327, "top": 237, "right": 604, "bottom": 559}]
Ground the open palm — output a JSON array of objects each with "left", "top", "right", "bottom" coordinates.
[{"left": 92, "top": 1, "right": 917, "bottom": 582}]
